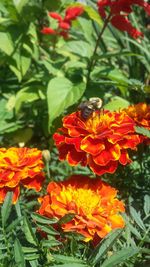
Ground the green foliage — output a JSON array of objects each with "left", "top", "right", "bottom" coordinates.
[{"left": 0, "top": 0, "right": 150, "bottom": 266}]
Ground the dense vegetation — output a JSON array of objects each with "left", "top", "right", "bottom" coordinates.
[{"left": 0, "top": 1, "right": 150, "bottom": 266}]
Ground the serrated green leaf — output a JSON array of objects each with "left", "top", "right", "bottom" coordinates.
[
  {"left": 14, "top": 238, "right": 25, "bottom": 267},
  {"left": 130, "top": 206, "right": 146, "bottom": 231},
  {"left": 6, "top": 217, "right": 23, "bottom": 232},
  {"left": 41, "top": 239, "right": 61, "bottom": 248},
  {"left": 89, "top": 229, "right": 123, "bottom": 265},
  {"left": 36, "top": 225, "right": 59, "bottom": 236},
  {"left": 135, "top": 126, "right": 150, "bottom": 138},
  {"left": 1, "top": 192, "right": 13, "bottom": 228},
  {"left": 24, "top": 254, "right": 39, "bottom": 261},
  {"left": 101, "top": 247, "right": 140, "bottom": 267},
  {"left": 31, "top": 213, "right": 58, "bottom": 224},
  {"left": 53, "top": 254, "right": 86, "bottom": 264},
  {"left": 22, "top": 247, "right": 38, "bottom": 254},
  {"left": 144, "top": 195, "right": 150, "bottom": 216},
  {"left": 23, "top": 216, "right": 37, "bottom": 246},
  {"left": 47, "top": 78, "right": 85, "bottom": 127}
]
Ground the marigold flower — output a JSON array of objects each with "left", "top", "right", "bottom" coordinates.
[
  {"left": 97, "top": 0, "right": 150, "bottom": 38},
  {"left": 123, "top": 103, "right": 150, "bottom": 129},
  {"left": 0, "top": 147, "right": 45, "bottom": 203},
  {"left": 38, "top": 175, "right": 125, "bottom": 243},
  {"left": 53, "top": 110, "right": 141, "bottom": 176},
  {"left": 41, "top": 6, "right": 84, "bottom": 39},
  {"left": 123, "top": 103, "right": 150, "bottom": 142}
]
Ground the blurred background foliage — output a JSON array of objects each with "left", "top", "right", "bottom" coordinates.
[
  {"left": 0, "top": 0, "right": 150, "bottom": 147},
  {"left": 0, "top": 0, "right": 150, "bottom": 266}
]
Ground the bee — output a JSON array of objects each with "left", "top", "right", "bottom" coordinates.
[{"left": 78, "top": 97, "right": 103, "bottom": 120}]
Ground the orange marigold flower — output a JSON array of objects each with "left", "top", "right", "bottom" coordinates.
[
  {"left": 53, "top": 110, "right": 141, "bottom": 176},
  {"left": 0, "top": 147, "right": 45, "bottom": 204},
  {"left": 38, "top": 175, "right": 125, "bottom": 243},
  {"left": 123, "top": 103, "right": 150, "bottom": 130}
]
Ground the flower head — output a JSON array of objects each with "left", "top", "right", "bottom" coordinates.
[
  {"left": 38, "top": 175, "right": 125, "bottom": 243},
  {"left": 0, "top": 147, "right": 45, "bottom": 203},
  {"left": 97, "top": 0, "right": 150, "bottom": 38},
  {"left": 53, "top": 110, "right": 141, "bottom": 176},
  {"left": 123, "top": 103, "right": 150, "bottom": 142},
  {"left": 123, "top": 103, "right": 150, "bottom": 129},
  {"left": 41, "top": 6, "right": 84, "bottom": 39}
]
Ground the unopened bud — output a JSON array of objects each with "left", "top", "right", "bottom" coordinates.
[{"left": 42, "top": 150, "right": 51, "bottom": 162}]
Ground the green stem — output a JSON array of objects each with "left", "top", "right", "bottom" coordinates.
[
  {"left": 46, "top": 161, "right": 51, "bottom": 180},
  {"left": 86, "top": 14, "right": 112, "bottom": 89}
]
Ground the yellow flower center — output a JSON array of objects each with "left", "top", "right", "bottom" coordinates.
[
  {"left": 60, "top": 186, "right": 101, "bottom": 215},
  {"left": 85, "top": 112, "right": 111, "bottom": 134}
]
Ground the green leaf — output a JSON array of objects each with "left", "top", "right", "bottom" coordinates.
[
  {"left": 41, "top": 239, "right": 61, "bottom": 248},
  {"left": 63, "top": 41, "right": 93, "bottom": 58},
  {"left": 58, "top": 213, "right": 75, "bottom": 225},
  {"left": 47, "top": 78, "right": 85, "bottom": 127},
  {"left": 13, "top": 0, "right": 29, "bottom": 13},
  {"left": 6, "top": 217, "right": 23, "bottom": 232},
  {"left": 53, "top": 264, "right": 88, "bottom": 267},
  {"left": 89, "top": 229, "right": 123, "bottom": 265},
  {"left": 14, "top": 238, "right": 25, "bottom": 267},
  {"left": 23, "top": 216, "right": 38, "bottom": 246},
  {"left": 135, "top": 126, "right": 150, "bottom": 139},
  {"left": 101, "top": 247, "right": 140, "bottom": 267},
  {"left": 15, "top": 86, "right": 40, "bottom": 113},
  {"left": 84, "top": 5, "right": 103, "bottom": 27},
  {"left": 0, "top": 32, "right": 14, "bottom": 55},
  {"left": 1, "top": 192, "right": 13, "bottom": 228},
  {"left": 144, "top": 195, "right": 150, "bottom": 216},
  {"left": 129, "top": 206, "right": 146, "bottom": 231},
  {"left": 31, "top": 213, "right": 58, "bottom": 225},
  {"left": 36, "top": 225, "right": 59, "bottom": 236},
  {"left": 104, "top": 97, "right": 129, "bottom": 111},
  {"left": 53, "top": 254, "right": 87, "bottom": 264}
]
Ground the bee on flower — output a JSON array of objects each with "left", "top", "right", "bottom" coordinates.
[{"left": 53, "top": 101, "right": 141, "bottom": 176}]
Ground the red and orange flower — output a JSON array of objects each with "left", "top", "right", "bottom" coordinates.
[
  {"left": 53, "top": 110, "right": 141, "bottom": 176},
  {"left": 0, "top": 147, "right": 45, "bottom": 203},
  {"left": 38, "top": 175, "right": 125, "bottom": 243}
]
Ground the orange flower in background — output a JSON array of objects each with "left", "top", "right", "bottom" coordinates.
[
  {"left": 0, "top": 147, "right": 45, "bottom": 203},
  {"left": 123, "top": 103, "right": 150, "bottom": 143},
  {"left": 123, "top": 103, "right": 150, "bottom": 130},
  {"left": 53, "top": 110, "right": 141, "bottom": 176},
  {"left": 38, "top": 175, "right": 125, "bottom": 243}
]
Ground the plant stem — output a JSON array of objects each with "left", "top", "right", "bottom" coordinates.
[{"left": 86, "top": 14, "right": 112, "bottom": 89}]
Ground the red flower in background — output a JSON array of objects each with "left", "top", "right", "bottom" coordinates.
[
  {"left": 41, "top": 6, "right": 84, "bottom": 39},
  {"left": 97, "top": 0, "right": 150, "bottom": 38},
  {"left": 0, "top": 147, "right": 45, "bottom": 203},
  {"left": 53, "top": 110, "right": 141, "bottom": 176},
  {"left": 38, "top": 175, "right": 125, "bottom": 243}
]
